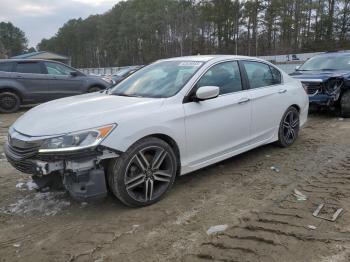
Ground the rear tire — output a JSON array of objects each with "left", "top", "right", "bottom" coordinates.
[
  {"left": 277, "top": 107, "right": 300, "bottom": 148},
  {"left": 107, "top": 137, "right": 177, "bottom": 207},
  {"left": 0, "top": 92, "right": 20, "bottom": 113},
  {"left": 340, "top": 90, "right": 350, "bottom": 118}
]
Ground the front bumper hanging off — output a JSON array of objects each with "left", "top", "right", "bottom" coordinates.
[
  {"left": 4, "top": 140, "right": 119, "bottom": 201},
  {"left": 304, "top": 79, "right": 342, "bottom": 107}
]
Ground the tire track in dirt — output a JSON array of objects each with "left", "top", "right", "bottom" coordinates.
[{"left": 189, "top": 156, "right": 350, "bottom": 262}]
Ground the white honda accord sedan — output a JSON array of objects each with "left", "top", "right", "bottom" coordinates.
[{"left": 5, "top": 55, "right": 308, "bottom": 207}]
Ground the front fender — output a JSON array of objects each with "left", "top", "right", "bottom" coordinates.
[{"left": 101, "top": 125, "right": 185, "bottom": 156}]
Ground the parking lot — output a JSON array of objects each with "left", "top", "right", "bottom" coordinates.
[{"left": 0, "top": 111, "right": 350, "bottom": 262}]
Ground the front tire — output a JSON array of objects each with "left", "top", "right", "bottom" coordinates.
[
  {"left": 340, "top": 90, "right": 350, "bottom": 118},
  {"left": 107, "top": 137, "right": 177, "bottom": 207},
  {"left": 0, "top": 92, "right": 20, "bottom": 113},
  {"left": 277, "top": 107, "right": 300, "bottom": 147}
]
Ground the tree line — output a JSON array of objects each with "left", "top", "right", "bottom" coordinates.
[
  {"left": 0, "top": 22, "right": 28, "bottom": 59},
  {"left": 7, "top": 0, "right": 350, "bottom": 68}
]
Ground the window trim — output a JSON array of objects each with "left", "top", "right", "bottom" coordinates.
[
  {"left": 239, "top": 60, "right": 284, "bottom": 90},
  {"left": 183, "top": 59, "right": 247, "bottom": 103}
]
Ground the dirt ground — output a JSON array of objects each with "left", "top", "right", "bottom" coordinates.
[{"left": 1, "top": 110, "right": 350, "bottom": 262}]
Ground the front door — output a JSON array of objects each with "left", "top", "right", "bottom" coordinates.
[
  {"left": 183, "top": 61, "right": 251, "bottom": 168},
  {"left": 43, "top": 61, "right": 84, "bottom": 99}
]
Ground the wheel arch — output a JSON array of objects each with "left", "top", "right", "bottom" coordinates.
[
  {"left": 87, "top": 84, "right": 105, "bottom": 92},
  {"left": 0, "top": 87, "right": 23, "bottom": 102},
  {"left": 290, "top": 104, "right": 300, "bottom": 112},
  {"left": 142, "top": 133, "right": 181, "bottom": 175}
]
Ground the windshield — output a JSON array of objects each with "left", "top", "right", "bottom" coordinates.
[
  {"left": 298, "top": 55, "right": 350, "bottom": 71},
  {"left": 110, "top": 61, "right": 203, "bottom": 98}
]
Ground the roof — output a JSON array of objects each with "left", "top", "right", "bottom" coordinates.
[
  {"left": 11, "top": 51, "right": 69, "bottom": 60},
  {"left": 163, "top": 55, "right": 216, "bottom": 62},
  {"left": 318, "top": 51, "right": 350, "bottom": 56},
  {"left": 162, "top": 55, "right": 268, "bottom": 62},
  {"left": 12, "top": 51, "right": 45, "bottom": 59},
  {"left": 0, "top": 58, "right": 66, "bottom": 63}
]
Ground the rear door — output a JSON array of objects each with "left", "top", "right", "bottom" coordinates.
[
  {"left": 0, "top": 61, "right": 15, "bottom": 73},
  {"left": 14, "top": 61, "right": 51, "bottom": 103},
  {"left": 43, "top": 61, "right": 85, "bottom": 99},
  {"left": 240, "top": 60, "right": 287, "bottom": 143}
]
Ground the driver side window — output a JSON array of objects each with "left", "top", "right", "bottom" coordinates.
[{"left": 197, "top": 61, "right": 243, "bottom": 95}]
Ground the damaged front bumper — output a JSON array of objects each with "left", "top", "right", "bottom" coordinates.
[
  {"left": 4, "top": 140, "right": 119, "bottom": 201},
  {"left": 303, "top": 78, "right": 342, "bottom": 107},
  {"left": 309, "top": 93, "right": 338, "bottom": 106}
]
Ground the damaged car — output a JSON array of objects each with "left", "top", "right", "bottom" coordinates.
[
  {"left": 5, "top": 55, "right": 308, "bottom": 207},
  {"left": 290, "top": 51, "right": 350, "bottom": 117}
]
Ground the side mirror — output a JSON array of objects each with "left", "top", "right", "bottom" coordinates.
[
  {"left": 70, "top": 71, "right": 78, "bottom": 77},
  {"left": 295, "top": 65, "right": 301, "bottom": 70},
  {"left": 195, "top": 86, "right": 220, "bottom": 101}
]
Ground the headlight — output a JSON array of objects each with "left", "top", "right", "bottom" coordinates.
[{"left": 39, "top": 124, "right": 116, "bottom": 153}]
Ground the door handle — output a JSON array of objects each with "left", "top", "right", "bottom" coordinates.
[
  {"left": 278, "top": 89, "right": 287, "bottom": 94},
  {"left": 238, "top": 98, "right": 250, "bottom": 104}
]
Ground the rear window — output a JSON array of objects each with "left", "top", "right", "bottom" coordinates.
[
  {"left": 16, "top": 62, "right": 42, "bottom": 74},
  {"left": 0, "top": 62, "right": 13, "bottom": 72}
]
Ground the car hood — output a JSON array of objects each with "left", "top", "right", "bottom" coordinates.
[
  {"left": 13, "top": 92, "right": 165, "bottom": 137},
  {"left": 290, "top": 70, "right": 350, "bottom": 82}
]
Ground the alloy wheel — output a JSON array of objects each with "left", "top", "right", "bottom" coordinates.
[
  {"left": 282, "top": 110, "right": 299, "bottom": 144},
  {"left": 0, "top": 94, "right": 17, "bottom": 110},
  {"left": 124, "top": 146, "right": 174, "bottom": 202}
]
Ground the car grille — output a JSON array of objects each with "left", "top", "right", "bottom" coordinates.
[
  {"left": 4, "top": 131, "right": 42, "bottom": 174},
  {"left": 303, "top": 82, "right": 323, "bottom": 95},
  {"left": 7, "top": 143, "right": 39, "bottom": 159},
  {"left": 6, "top": 153, "right": 38, "bottom": 174},
  {"left": 7, "top": 136, "right": 41, "bottom": 160}
]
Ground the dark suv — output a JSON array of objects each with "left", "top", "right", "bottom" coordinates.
[
  {"left": 0, "top": 59, "right": 111, "bottom": 113},
  {"left": 290, "top": 51, "right": 350, "bottom": 117}
]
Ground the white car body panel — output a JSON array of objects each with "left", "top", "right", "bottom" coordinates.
[
  {"left": 10, "top": 55, "right": 308, "bottom": 176},
  {"left": 183, "top": 91, "right": 251, "bottom": 168},
  {"left": 12, "top": 92, "right": 165, "bottom": 136}
]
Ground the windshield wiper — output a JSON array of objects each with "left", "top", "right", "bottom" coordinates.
[
  {"left": 113, "top": 93, "right": 143, "bottom": 97},
  {"left": 320, "top": 68, "right": 336, "bottom": 71}
]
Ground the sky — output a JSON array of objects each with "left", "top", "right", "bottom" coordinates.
[{"left": 0, "top": 0, "right": 120, "bottom": 48}]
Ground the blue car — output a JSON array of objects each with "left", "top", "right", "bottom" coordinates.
[{"left": 290, "top": 51, "right": 350, "bottom": 117}]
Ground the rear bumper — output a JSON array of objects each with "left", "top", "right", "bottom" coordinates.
[{"left": 300, "top": 101, "right": 309, "bottom": 128}]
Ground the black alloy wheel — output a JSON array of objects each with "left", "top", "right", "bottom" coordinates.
[
  {"left": 277, "top": 107, "right": 300, "bottom": 147},
  {"left": 108, "top": 137, "right": 177, "bottom": 207}
]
